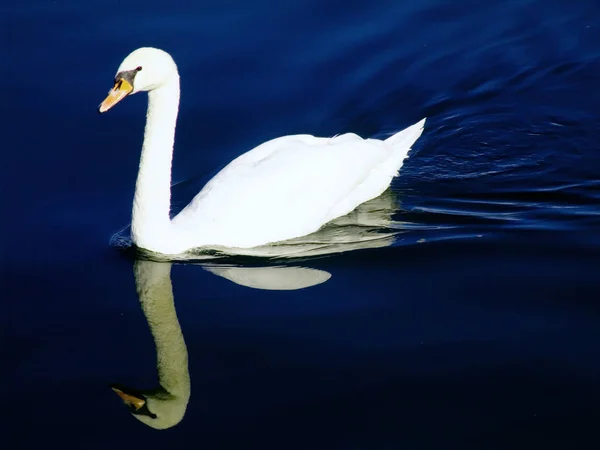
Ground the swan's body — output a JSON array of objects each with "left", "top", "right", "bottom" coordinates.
[{"left": 99, "top": 47, "right": 426, "bottom": 256}]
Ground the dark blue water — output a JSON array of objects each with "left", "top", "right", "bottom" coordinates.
[{"left": 4, "top": 0, "right": 600, "bottom": 448}]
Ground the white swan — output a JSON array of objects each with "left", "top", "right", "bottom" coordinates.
[{"left": 99, "top": 47, "right": 426, "bottom": 256}]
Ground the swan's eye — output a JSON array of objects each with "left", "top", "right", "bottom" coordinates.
[{"left": 136, "top": 66, "right": 143, "bottom": 72}]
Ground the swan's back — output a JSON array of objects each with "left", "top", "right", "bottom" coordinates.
[{"left": 172, "top": 118, "right": 425, "bottom": 249}]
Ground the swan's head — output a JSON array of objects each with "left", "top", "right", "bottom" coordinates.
[
  {"left": 110, "top": 384, "right": 189, "bottom": 430},
  {"left": 98, "top": 47, "right": 179, "bottom": 113}
]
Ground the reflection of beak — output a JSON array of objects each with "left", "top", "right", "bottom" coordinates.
[
  {"left": 98, "top": 78, "right": 133, "bottom": 113},
  {"left": 111, "top": 386, "right": 146, "bottom": 410}
]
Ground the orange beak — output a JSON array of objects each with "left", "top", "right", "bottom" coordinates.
[
  {"left": 98, "top": 78, "right": 133, "bottom": 113},
  {"left": 111, "top": 386, "right": 146, "bottom": 410}
]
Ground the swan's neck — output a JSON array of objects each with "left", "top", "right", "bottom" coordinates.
[
  {"left": 131, "top": 78, "right": 180, "bottom": 251},
  {"left": 134, "top": 261, "right": 190, "bottom": 397}
]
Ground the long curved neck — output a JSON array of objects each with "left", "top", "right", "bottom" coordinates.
[
  {"left": 134, "top": 260, "right": 190, "bottom": 397},
  {"left": 131, "top": 78, "right": 180, "bottom": 251}
]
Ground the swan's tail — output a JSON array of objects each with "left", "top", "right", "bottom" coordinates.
[
  {"left": 383, "top": 117, "right": 427, "bottom": 177},
  {"left": 384, "top": 117, "right": 427, "bottom": 147}
]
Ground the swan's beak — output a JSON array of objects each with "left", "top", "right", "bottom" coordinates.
[
  {"left": 98, "top": 78, "right": 133, "bottom": 113},
  {"left": 111, "top": 386, "right": 146, "bottom": 410}
]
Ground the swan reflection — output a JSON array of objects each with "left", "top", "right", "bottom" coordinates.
[
  {"left": 111, "top": 260, "right": 190, "bottom": 429},
  {"left": 111, "top": 260, "right": 335, "bottom": 429}
]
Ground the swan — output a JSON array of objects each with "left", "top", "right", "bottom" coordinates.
[
  {"left": 111, "top": 260, "right": 190, "bottom": 429},
  {"left": 98, "top": 47, "right": 426, "bottom": 256}
]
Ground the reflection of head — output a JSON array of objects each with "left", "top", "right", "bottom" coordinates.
[
  {"left": 111, "top": 384, "right": 188, "bottom": 430},
  {"left": 112, "top": 260, "right": 190, "bottom": 429}
]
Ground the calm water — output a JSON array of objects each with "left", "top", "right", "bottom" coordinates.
[{"left": 4, "top": 0, "right": 600, "bottom": 448}]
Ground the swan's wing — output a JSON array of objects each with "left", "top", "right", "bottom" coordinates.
[{"left": 172, "top": 126, "right": 421, "bottom": 248}]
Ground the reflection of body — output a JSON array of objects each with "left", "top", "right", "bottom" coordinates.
[
  {"left": 112, "top": 261, "right": 190, "bottom": 429},
  {"left": 99, "top": 47, "right": 426, "bottom": 256}
]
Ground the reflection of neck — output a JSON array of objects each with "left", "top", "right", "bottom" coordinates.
[
  {"left": 134, "top": 260, "right": 190, "bottom": 398},
  {"left": 131, "top": 78, "right": 180, "bottom": 252}
]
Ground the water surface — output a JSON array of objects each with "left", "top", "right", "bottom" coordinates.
[{"left": 3, "top": 0, "right": 600, "bottom": 448}]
